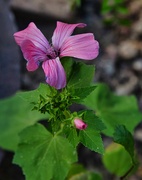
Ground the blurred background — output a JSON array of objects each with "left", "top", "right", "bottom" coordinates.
[{"left": 0, "top": 0, "right": 142, "bottom": 179}]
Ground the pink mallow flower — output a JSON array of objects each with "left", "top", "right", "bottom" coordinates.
[
  {"left": 74, "top": 118, "right": 87, "bottom": 130},
  {"left": 14, "top": 21, "right": 99, "bottom": 89}
]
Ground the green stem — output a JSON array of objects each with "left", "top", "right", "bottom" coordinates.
[
  {"left": 120, "top": 164, "right": 134, "bottom": 180},
  {"left": 54, "top": 123, "right": 64, "bottom": 136}
]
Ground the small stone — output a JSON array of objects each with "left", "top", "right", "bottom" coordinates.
[
  {"left": 105, "top": 44, "right": 118, "bottom": 59},
  {"left": 132, "top": 59, "right": 142, "bottom": 72},
  {"left": 135, "top": 129, "right": 142, "bottom": 142},
  {"left": 129, "top": 0, "right": 142, "bottom": 15},
  {"left": 10, "top": 0, "right": 72, "bottom": 19},
  {"left": 115, "top": 70, "right": 138, "bottom": 95},
  {"left": 118, "top": 40, "right": 139, "bottom": 60},
  {"left": 132, "top": 18, "right": 142, "bottom": 37}
]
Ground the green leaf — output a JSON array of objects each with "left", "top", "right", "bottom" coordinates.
[
  {"left": 118, "top": 19, "right": 131, "bottom": 26},
  {"left": 19, "top": 83, "right": 51, "bottom": 103},
  {"left": 83, "top": 110, "right": 106, "bottom": 132},
  {"left": 0, "top": 91, "right": 48, "bottom": 151},
  {"left": 80, "top": 129, "right": 104, "bottom": 154},
  {"left": 67, "top": 62, "right": 95, "bottom": 88},
  {"left": 75, "top": 0, "right": 81, "bottom": 7},
  {"left": 61, "top": 57, "right": 74, "bottom": 81},
  {"left": 69, "top": 171, "right": 102, "bottom": 180},
  {"left": 101, "top": 6, "right": 112, "bottom": 14},
  {"left": 113, "top": 125, "right": 134, "bottom": 161},
  {"left": 13, "top": 123, "right": 77, "bottom": 180},
  {"left": 67, "top": 164, "right": 85, "bottom": 179},
  {"left": 61, "top": 58, "right": 95, "bottom": 90},
  {"left": 115, "top": 0, "right": 123, "bottom": 4},
  {"left": 67, "top": 164, "right": 102, "bottom": 180},
  {"left": 89, "top": 172, "right": 102, "bottom": 180},
  {"left": 65, "top": 128, "right": 79, "bottom": 148},
  {"left": 83, "top": 83, "right": 142, "bottom": 136},
  {"left": 116, "top": 6, "right": 128, "bottom": 14},
  {"left": 79, "top": 110, "right": 105, "bottom": 154},
  {"left": 72, "top": 86, "right": 96, "bottom": 103},
  {"left": 101, "top": 0, "right": 113, "bottom": 14},
  {"left": 102, "top": 143, "right": 134, "bottom": 177}
]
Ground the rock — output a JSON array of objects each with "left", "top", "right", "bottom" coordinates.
[
  {"left": 135, "top": 129, "right": 142, "bottom": 142},
  {"left": 132, "top": 59, "right": 142, "bottom": 72},
  {"left": 132, "top": 17, "right": 142, "bottom": 37},
  {"left": 97, "top": 55, "right": 116, "bottom": 78},
  {"left": 105, "top": 44, "right": 118, "bottom": 59},
  {"left": 0, "top": 0, "right": 20, "bottom": 98},
  {"left": 118, "top": 40, "right": 140, "bottom": 59},
  {"left": 10, "top": 0, "right": 72, "bottom": 19},
  {"left": 114, "top": 70, "right": 138, "bottom": 95},
  {"left": 129, "top": 0, "right": 142, "bottom": 15}
]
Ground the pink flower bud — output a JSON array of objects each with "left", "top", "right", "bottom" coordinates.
[{"left": 74, "top": 118, "right": 87, "bottom": 130}]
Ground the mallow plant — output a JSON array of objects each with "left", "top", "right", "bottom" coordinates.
[{"left": 0, "top": 21, "right": 141, "bottom": 180}]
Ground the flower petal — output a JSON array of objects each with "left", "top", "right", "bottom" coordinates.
[
  {"left": 52, "top": 21, "right": 86, "bottom": 50},
  {"left": 60, "top": 33, "right": 99, "bottom": 60},
  {"left": 42, "top": 58, "right": 66, "bottom": 89},
  {"left": 21, "top": 40, "right": 47, "bottom": 71},
  {"left": 14, "top": 22, "right": 50, "bottom": 53}
]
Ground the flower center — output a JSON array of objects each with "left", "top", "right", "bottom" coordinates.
[{"left": 47, "top": 46, "right": 59, "bottom": 59}]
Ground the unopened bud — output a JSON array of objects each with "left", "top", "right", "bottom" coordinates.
[{"left": 74, "top": 118, "right": 87, "bottom": 130}]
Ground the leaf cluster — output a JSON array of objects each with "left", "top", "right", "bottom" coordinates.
[
  {"left": 101, "top": 0, "right": 131, "bottom": 26},
  {"left": 0, "top": 58, "right": 141, "bottom": 179}
]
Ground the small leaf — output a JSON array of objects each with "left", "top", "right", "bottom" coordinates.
[
  {"left": 67, "top": 163, "right": 85, "bottom": 179},
  {"left": 19, "top": 83, "right": 51, "bottom": 103},
  {"left": 69, "top": 171, "right": 102, "bottom": 180},
  {"left": 118, "top": 19, "right": 131, "bottom": 26},
  {"left": 76, "top": 0, "right": 81, "bottom": 7},
  {"left": 115, "top": 0, "right": 124, "bottom": 4},
  {"left": 66, "top": 128, "right": 79, "bottom": 148},
  {"left": 83, "top": 110, "right": 106, "bottom": 132},
  {"left": 80, "top": 129, "right": 104, "bottom": 154},
  {"left": 13, "top": 123, "right": 77, "bottom": 180},
  {"left": 72, "top": 86, "right": 96, "bottom": 103},
  {"left": 113, "top": 125, "right": 134, "bottom": 160},
  {"left": 89, "top": 172, "right": 102, "bottom": 180},
  {"left": 116, "top": 6, "right": 128, "bottom": 14},
  {"left": 67, "top": 163, "right": 102, "bottom": 180},
  {"left": 67, "top": 62, "right": 95, "bottom": 88},
  {"left": 102, "top": 143, "right": 134, "bottom": 177},
  {"left": 79, "top": 110, "right": 105, "bottom": 154},
  {"left": 61, "top": 57, "right": 74, "bottom": 81}
]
